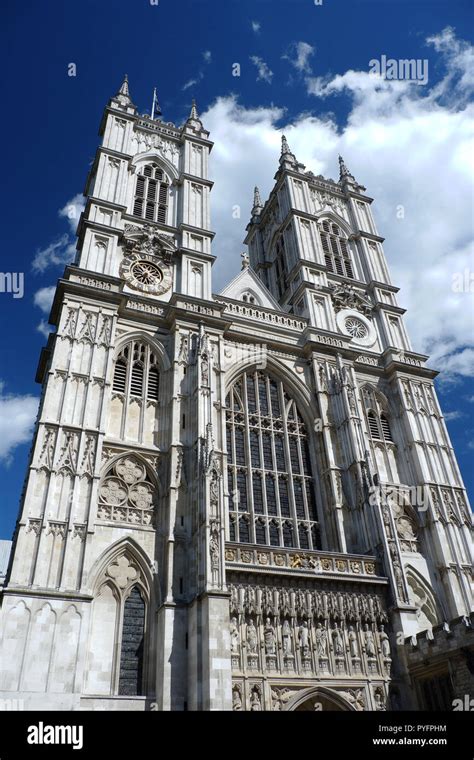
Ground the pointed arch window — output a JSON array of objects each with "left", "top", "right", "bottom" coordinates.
[
  {"left": 113, "top": 341, "right": 160, "bottom": 402},
  {"left": 133, "top": 163, "right": 169, "bottom": 225},
  {"left": 86, "top": 552, "right": 149, "bottom": 698},
  {"left": 226, "top": 370, "right": 321, "bottom": 550},
  {"left": 319, "top": 220, "right": 354, "bottom": 279},
  {"left": 362, "top": 386, "right": 394, "bottom": 444},
  {"left": 110, "top": 341, "right": 161, "bottom": 445}
]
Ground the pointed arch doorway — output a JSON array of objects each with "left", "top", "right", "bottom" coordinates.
[{"left": 284, "top": 686, "right": 357, "bottom": 711}]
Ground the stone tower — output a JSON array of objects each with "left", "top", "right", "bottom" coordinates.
[{"left": 0, "top": 82, "right": 471, "bottom": 712}]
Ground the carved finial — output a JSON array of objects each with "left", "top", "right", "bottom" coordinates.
[
  {"left": 118, "top": 74, "right": 130, "bottom": 97},
  {"left": 113, "top": 74, "right": 135, "bottom": 109},
  {"left": 189, "top": 98, "right": 199, "bottom": 120},
  {"left": 241, "top": 251, "right": 250, "bottom": 269},
  {"left": 252, "top": 186, "right": 263, "bottom": 213},
  {"left": 338, "top": 154, "right": 355, "bottom": 182},
  {"left": 281, "top": 134, "right": 292, "bottom": 155},
  {"left": 280, "top": 134, "right": 297, "bottom": 165}
]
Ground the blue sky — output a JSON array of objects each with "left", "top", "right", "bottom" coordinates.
[{"left": 0, "top": 0, "right": 473, "bottom": 538}]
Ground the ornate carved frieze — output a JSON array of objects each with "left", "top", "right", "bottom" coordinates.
[{"left": 225, "top": 544, "right": 377, "bottom": 579}]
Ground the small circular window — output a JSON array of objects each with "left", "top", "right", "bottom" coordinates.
[{"left": 344, "top": 316, "right": 368, "bottom": 339}]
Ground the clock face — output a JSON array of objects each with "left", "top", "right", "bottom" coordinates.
[
  {"left": 130, "top": 259, "right": 163, "bottom": 286},
  {"left": 120, "top": 253, "right": 172, "bottom": 295}
]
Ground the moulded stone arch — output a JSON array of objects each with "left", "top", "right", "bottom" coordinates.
[
  {"left": 284, "top": 685, "right": 357, "bottom": 711},
  {"left": 99, "top": 450, "right": 160, "bottom": 494},
  {"left": 224, "top": 355, "right": 318, "bottom": 432},
  {"left": 130, "top": 151, "right": 179, "bottom": 182},
  {"left": 315, "top": 208, "right": 353, "bottom": 237},
  {"left": 113, "top": 330, "right": 171, "bottom": 372},
  {"left": 360, "top": 382, "right": 391, "bottom": 414},
  {"left": 86, "top": 535, "right": 157, "bottom": 606},
  {"left": 405, "top": 565, "right": 439, "bottom": 630}
]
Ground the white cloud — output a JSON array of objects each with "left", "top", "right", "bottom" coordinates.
[
  {"left": 58, "top": 193, "right": 85, "bottom": 234},
  {"left": 32, "top": 235, "right": 76, "bottom": 273},
  {"left": 182, "top": 78, "right": 198, "bottom": 92},
  {"left": 202, "top": 27, "right": 474, "bottom": 380},
  {"left": 33, "top": 286, "right": 55, "bottom": 338},
  {"left": 36, "top": 319, "right": 53, "bottom": 339},
  {"left": 0, "top": 382, "right": 39, "bottom": 465},
  {"left": 33, "top": 286, "right": 55, "bottom": 314},
  {"left": 182, "top": 51, "right": 212, "bottom": 91},
  {"left": 251, "top": 20, "right": 261, "bottom": 34},
  {"left": 444, "top": 410, "right": 464, "bottom": 421},
  {"left": 32, "top": 194, "right": 84, "bottom": 272},
  {"left": 426, "top": 26, "right": 474, "bottom": 104},
  {"left": 283, "top": 41, "right": 315, "bottom": 74},
  {"left": 250, "top": 56, "right": 273, "bottom": 83}
]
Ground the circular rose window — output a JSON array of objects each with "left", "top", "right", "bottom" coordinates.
[
  {"left": 344, "top": 316, "right": 368, "bottom": 339},
  {"left": 131, "top": 260, "right": 163, "bottom": 286}
]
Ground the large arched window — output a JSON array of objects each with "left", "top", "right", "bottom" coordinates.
[
  {"left": 133, "top": 163, "right": 169, "bottom": 224},
  {"left": 85, "top": 550, "right": 149, "bottom": 697},
  {"left": 109, "top": 340, "right": 160, "bottom": 445},
  {"left": 226, "top": 370, "right": 321, "bottom": 550},
  {"left": 319, "top": 220, "right": 354, "bottom": 279}
]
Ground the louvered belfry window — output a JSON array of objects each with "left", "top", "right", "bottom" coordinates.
[
  {"left": 226, "top": 370, "right": 321, "bottom": 550},
  {"left": 113, "top": 341, "right": 160, "bottom": 402},
  {"left": 362, "top": 386, "right": 394, "bottom": 444},
  {"left": 133, "top": 163, "right": 169, "bottom": 225},
  {"left": 319, "top": 220, "right": 355, "bottom": 279}
]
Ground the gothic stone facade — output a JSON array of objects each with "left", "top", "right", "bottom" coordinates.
[{"left": 0, "top": 78, "right": 472, "bottom": 712}]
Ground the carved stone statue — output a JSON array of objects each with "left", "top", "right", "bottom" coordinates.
[
  {"left": 374, "top": 687, "right": 386, "bottom": 711},
  {"left": 298, "top": 620, "right": 310, "bottom": 657},
  {"left": 315, "top": 624, "right": 327, "bottom": 657},
  {"left": 332, "top": 622, "right": 344, "bottom": 656},
  {"left": 364, "top": 624, "right": 376, "bottom": 658},
  {"left": 246, "top": 619, "right": 258, "bottom": 653},
  {"left": 250, "top": 689, "right": 261, "bottom": 711},
  {"left": 232, "top": 685, "right": 242, "bottom": 711},
  {"left": 348, "top": 625, "right": 359, "bottom": 658},
  {"left": 264, "top": 618, "right": 276, "bottom": 655},
  {"left": 379, "top": 625, "right": 391, "bottom": 658},
  {"left": 230, "top": 617, "right": 240, "bottom": 654},
  {"left": 282, "top": 619, "right": 292, "bottom": 654}
]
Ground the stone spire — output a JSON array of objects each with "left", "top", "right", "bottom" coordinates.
[
  {"left": 112, "top": 74, "right": 135, "bottom": 111},
  {"left": 189, "top": 99, "right": 199, "bottom": 121},
  {"left": 252, "top": 186, "right": 263, "bottom": 215},
  {"left": 186, "top": 98, "right": 203, "bottom": 131},
  {"left": 338, "top": 155, "right": 354, "bottom": 181},
  {"left": 281, "top": 134, "right": 294, "bottom": 157},
  {"left": 279, "top": 134, "right": 297, "bottom": 167},
  {"left": 338, "top": 154, "right": 364, "bottom": 191},
  {"left": 118, "top": 74, "right": 130, "bottom": 98}
]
